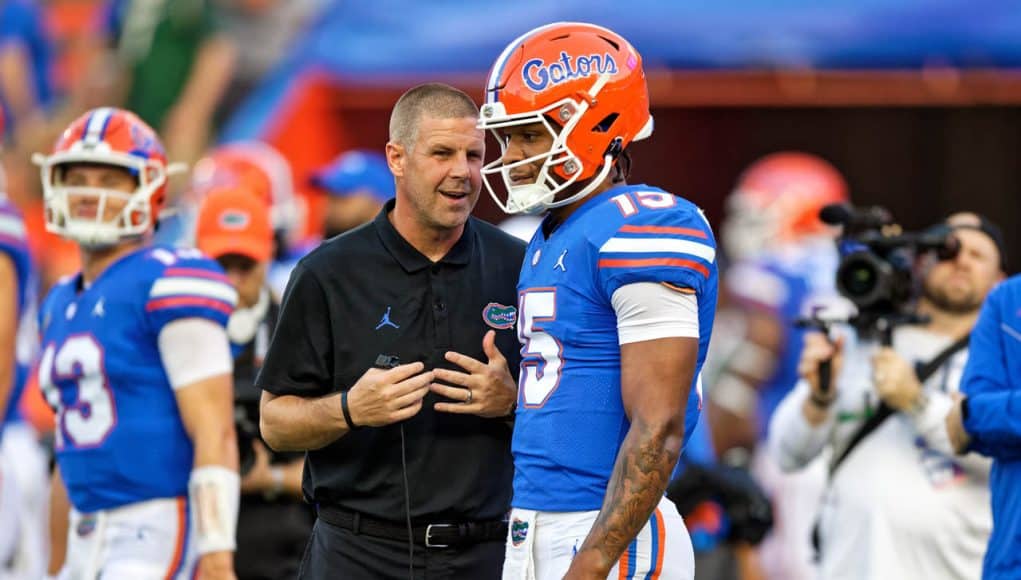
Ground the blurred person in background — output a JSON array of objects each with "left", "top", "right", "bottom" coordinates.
[
  {"left": 212, "top": 0, "right": 323, "bottom": 126},
  {"left": 36, "top": 107, "right": 238, "bottom": 579},
  {"left": 948, "top": 271, "right": 1021, "bottom": 580},
  {"left": 0, "top": 0, "right": 57, "bottom": 240},
  {"left": 0, "top": 108, "right": 47, "bottom": 579},
  {"left": 94, "top": 0, "right": 236, "bottom": 176},
  {"left": 769, "top": 212, "right": 1006, "bottom": 580},
  {"left": 0, "top": 0, "right": 54, "bottom": 154},
  {"left": 310, "top": 149, "right": 393, "bottom": 240},
  {"left": 186, "top": 140, "right": 303, "bottom": 293},
  {"left": 195, "top": 187, "right": 311, "bottom": 580},
  {"left": 699, "top": 152, "right": 850, "bottom": 580}
]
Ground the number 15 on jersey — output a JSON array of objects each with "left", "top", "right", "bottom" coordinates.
[{"left": 518, "top": 288, "right": 563, "bottom": 408}]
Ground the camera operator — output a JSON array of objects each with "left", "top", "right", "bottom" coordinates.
[
  {"left": 768, "top": 212, "right": 1006, "bottom": 580},
  {"left": 195, "top": 187, "right": 312, "bottom": 579}
]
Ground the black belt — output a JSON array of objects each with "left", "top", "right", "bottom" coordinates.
[{"left": 317, "top": 505, "right": 508, "bottom": 548}]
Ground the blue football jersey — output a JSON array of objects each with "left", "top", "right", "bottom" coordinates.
[
  {"left": 513, "top": 184, "right": 719, "bottom": 511},
  {"left": 0, "top": 197, "right": 36, "bottom": 428},
  {"left": 724, "top": 241, "right": 843, "bottom": 439},
  {"left": 38, "top": 245, "right": 235, "bottom": 512}
]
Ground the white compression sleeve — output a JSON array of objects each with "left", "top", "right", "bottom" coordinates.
[
  {"left": 611, "top": 281, "right": 699, "bottom": 345},
  {"left": 157, "top": 318, "right": 233, "bottom": 390}
]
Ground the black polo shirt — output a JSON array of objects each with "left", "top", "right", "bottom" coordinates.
[{"left": 256, "top": 200, "right": 525, "bottom": 522}]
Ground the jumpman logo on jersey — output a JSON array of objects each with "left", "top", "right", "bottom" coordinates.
[
  {"left": 375, "top": 306, "right": 400, "bottom": 330},
  {"left": 92, "top": 297, "right": 105, "bottom": 318},
  {"left": 554, "top": 249, "right": 568, "bottom": 272}
]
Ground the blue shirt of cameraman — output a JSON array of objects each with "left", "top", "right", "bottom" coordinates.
[{"left": 960, "top": 274, "right": 1021, "bottom": 579}]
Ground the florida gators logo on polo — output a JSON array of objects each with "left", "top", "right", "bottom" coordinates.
[
  {"left": 511, "top": 518, "right": 529, "bottom": 546},
  {"left": 483, "top": 302, "right": 517, "bottom": 329}
]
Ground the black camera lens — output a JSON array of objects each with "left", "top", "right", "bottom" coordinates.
[
  {"left": 836, "top": 252, "right": 892, "bottom": 309},
  {"left": 840, "top": 261, "right": 877, "bottom": 297}
]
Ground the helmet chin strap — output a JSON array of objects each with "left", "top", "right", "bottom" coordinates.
[
  {"left": 507, "top": 153, "right": 616, "bottom": 215},
  {"left": 505, "top": 183, "right": 554, "bottom": 215},
  {"left": 543, "top": 153, "right": 615, "bottom": 210}
]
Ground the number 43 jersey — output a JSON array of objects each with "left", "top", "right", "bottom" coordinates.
[
  {"left": 513, "top": 185, "right": 718, "bottom": 512},
  {"left": 38, "top": 246, "right": 236, "bottom": 513}
]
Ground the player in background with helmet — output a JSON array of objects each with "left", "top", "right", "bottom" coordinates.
[
  {"left": 705, "top": 152, "right": 851, "bottom": 580},
  {"left": 0, "top": 107, "right": 48, "bottom": 579},
  {"left": 478, "top": 22, "right": 718, "bottom": 579},
  {"left": 35, "top": 107, "right": 239, "bottom": 580}
]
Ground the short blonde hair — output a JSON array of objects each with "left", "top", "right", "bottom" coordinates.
[{"left": 389, "top": 83, "right": 478, "bottom": 152}]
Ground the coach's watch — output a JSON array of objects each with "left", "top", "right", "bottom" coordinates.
[{"left": 961, "top": 395, "right": 971, "bottom": 423}]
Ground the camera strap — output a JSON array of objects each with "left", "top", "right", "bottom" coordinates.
[{"left": 828, "top": 333, "right": 970, "bottom": 477}]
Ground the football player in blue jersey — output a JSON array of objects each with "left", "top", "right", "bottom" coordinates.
[
  {"left": 711, "top": 153, "right": 850, "bottom": 580},
  {"left": 0, "top": 108, "right": 48, "bottom": 579},
  {"left": 477, "top": 22, "right": 718, "bottom": 580},
  {"left": 34, "top": 107, "right": 240, "bottom": 580}
]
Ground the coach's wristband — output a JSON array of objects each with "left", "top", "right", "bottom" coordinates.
[{"left": 341, "top": 390, "right": 361, "bottom": 430}]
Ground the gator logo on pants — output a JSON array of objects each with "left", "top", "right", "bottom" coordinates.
[{"left": 511, "top": 518, "right": 529, "bottom": 546}]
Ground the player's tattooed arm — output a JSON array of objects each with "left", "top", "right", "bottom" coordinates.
[
  {"left": 566, "top": 336, "right": 698, "bottom": 578},
  {"left": 578, "top": 417, "right": 681, "bottom": 568}
]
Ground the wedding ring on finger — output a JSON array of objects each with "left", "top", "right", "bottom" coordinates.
[{"left": 464, "top": 389, "right": 473, "bottom": 404}]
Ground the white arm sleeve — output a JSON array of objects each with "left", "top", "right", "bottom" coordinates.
[
  {"left": 158, "top": 318, "right": 233, "bottom": 390},
  {"left": 611, "top": 282, "right": 699, "bottom": 345},
  {"left": 768, "top": 379, "right": 835, "bottom": 472}
]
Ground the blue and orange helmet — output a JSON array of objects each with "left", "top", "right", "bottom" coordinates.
[{"left": 33, "top": 107, "right": 185, "bottom": 247}]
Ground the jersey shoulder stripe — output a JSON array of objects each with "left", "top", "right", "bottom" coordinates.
[
  {"left": 140, "top": 247, "right": 236, "bottom": 322},
  {"left": 592, "top": 190, "right": 716, "bottom": 280}
]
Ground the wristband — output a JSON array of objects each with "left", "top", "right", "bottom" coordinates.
[
  {"left": 189, "top": 465, "right": 240, "bottom": 554},
  {"left": 961, "top": 395, "right": 970, "bottom": 422},
  {"left": 341, "top": 390, "right": 360, "bottom": 430}
]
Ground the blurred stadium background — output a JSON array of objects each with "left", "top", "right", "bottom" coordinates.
[
  {"left": 1, "top": 1, "right": 1018, "bottom": 576},
  {"left": 3, "top": 0, "right": 1019, "bottom": 279}
]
